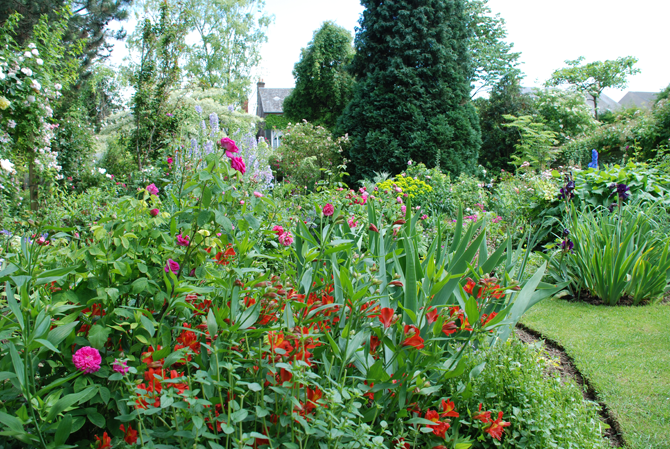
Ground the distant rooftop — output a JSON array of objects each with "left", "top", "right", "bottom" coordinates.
[
  {"left": 618, "top": 91, "right": 659, "bottom": 110},
  {"left": 520, "top": 87, "right": 621, "bottom": 113},
  {"left": 258, "top": 88, "right": 294, "bottom": 114}
]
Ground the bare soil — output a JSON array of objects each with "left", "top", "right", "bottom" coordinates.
[{"left": 515, "top": 324, "right": 625, "bottom": 448}]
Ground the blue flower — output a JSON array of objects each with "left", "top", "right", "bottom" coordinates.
[{"left": 587, "top": 149, "right": 598, "bottom": 169}]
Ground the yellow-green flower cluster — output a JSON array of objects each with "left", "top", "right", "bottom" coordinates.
[
  {"left": 377, "top": 175, "right": 433, "bottom": 199},
  {"left": 535, "top": 178, "right": 557, "bottom": 202}
]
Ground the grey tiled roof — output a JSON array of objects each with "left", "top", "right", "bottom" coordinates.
[
  {"left": 259, "top": 88, "right": 294, "bottom": 114},
  {"left": 618, "top": 91, "right": 658, "bottom": 110},
  {"left": 519, "top": 87, "right": 620, "bottom": 113}
]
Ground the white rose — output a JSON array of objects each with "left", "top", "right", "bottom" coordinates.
[
  {"left": 0, "top": 72, "right": 4, "bottom": 80},
  {"left": 28, "top": 43, "right": 36, "bottom": 49},
  {"left": 54, "top": 83, "right": 62, "bottom": 91},
  {"left": 20, "top": 67, "right": 32, "bottom": 76},
  {"left": 31, "top": 49, "right": 39, "bottom": 56},
  {"left": 98, "top": 167, "right": 107, "bottom": 175},
  {"left": 36, "top": 58, "right": 43, "bottom": 66},
  {"left": 24, "top": 51, "right": 32, "bottom": 58},
  {"left": 27, "top": 95, "right": 35, "bottom": 103},
  {"left": 31, "top": 80, "right": 41, "bottom": 91},
  {"left": 0, "top": 158, "right": 16, "bottom": 174}
]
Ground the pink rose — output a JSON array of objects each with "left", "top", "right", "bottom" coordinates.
[
  {"left": 150, "top": 208, "right": 159, "bottom": 217},
  {"left": 220, "top": 138, "right": 239, "bottom": 158},
  {"left": 176, "top": 234, "right": 190, "bottom": 246},
  {"left": 112, "top": 359, "right": 129, "bottom": 375},
  {"left": 273, "top": 225, "right": 284, "bottom": 236},
  {"left": 401, "top": 205, "right": 406, "bottom": 214},
  {"left": 167, "top": 156, "right": 173, "bottom": 165},
  {"left": 278, "top": 231, "right": 294, "bottom": 246},
  {"left": 230, "top": 157, "right": 246, "bottom": 174},
  {"left": 146, "top": 183, "right": 159, "bottom": 195},
  {"left": 323, "top": 203, "right": 334, "bottom": 216},
  {"left": 253, "top": 191, "right": 263, "bottom": 198},
  {"left": 165, "top": 258, "right": 180, "bottom": 274},
  {"left": 347, "top": 216, "right": 358, "bottom": 228},
  {"left": 72, "top": 346, "right": 101, "bottom": 374}
]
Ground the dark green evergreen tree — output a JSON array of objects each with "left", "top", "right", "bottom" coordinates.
[
  {"left": 476, "top": 75, "right": 535, "bottom": 171},
  {"left": 282, "top": 21, "right": 355, "bottom": 130},
  {"left": 337, "top": 0, "right": 481, "bottom": 181}
]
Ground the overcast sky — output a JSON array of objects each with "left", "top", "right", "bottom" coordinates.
[
  {"left": 256, "top": 0, "right": 669, "bottom": 103},
  {"left": 110, "top": 0, "right": 670, "bottom": 105}
]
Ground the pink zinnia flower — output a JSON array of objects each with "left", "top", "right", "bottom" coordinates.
[
  {"left": 273, "top": 225, "right": 284, "bottom": 236},
  {"left": 167, "top": 156, "right": 173, "bottom": 165},
  {"left": 176, "top": 234, "right": 190, "bottom": 246},
  {"left": 73, "top": 346, "right": 102, "bottom": 374},
  {"left": 112, "top": 359, "right": 129, "bottom": 375},
  {"left": 146, "top": 183, "right": 159, "bottom": 195},
  {"left": 165, "top": 259, "right": 180, "bottom": 274},
  {"left": 253, "top": 191, "right": 263, "bottom": 198},
  {"left": 278, "top": 231, "right": 294, "bottom": 246},
  {"left": 323, "top": 203, "right": 334, "bottom": 216},
  {"left": 150, "top": 208, "right": 159, "bottom": 217},
  {"left": 230, "top": 157, "right": 246, "bottom": 174},
  {"left": 220, "top": 138, "right": 239, "bottom": 158}
]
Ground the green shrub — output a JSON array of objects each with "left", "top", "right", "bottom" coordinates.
[
  {"left": 545, "top": 202, "right": 670, "bottom": 305},
  {"left": 447, "top": 338, "right": 609, "bottom": 449},
  {"left": 404, "top": 162, "right": 455, "bottom": 215},
  {"left": 272, "top": 120, "right": 346, "bottom": 189}
]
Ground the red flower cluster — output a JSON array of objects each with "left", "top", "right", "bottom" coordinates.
[
  {"left": 214, "top": 245, "right": 236, "bottom": 265},
  {"left": 473, "top": 403, "right": 511, "bottom": 440},
  {"left": 401, "top": 325, "right": 424, "bottom": 350},
  {"left": 423, "top": 399, "right": 460, "bottom": 439}
]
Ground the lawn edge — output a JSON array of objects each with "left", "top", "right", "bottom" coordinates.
[{"left": 515, "top": 323, "right": 626, "bottom": 448}]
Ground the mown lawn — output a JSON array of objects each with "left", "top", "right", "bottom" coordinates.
[{"left": 520, "top": 298, "right": 670, "bottom": 449}]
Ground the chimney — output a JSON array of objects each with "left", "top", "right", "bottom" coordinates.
[{"left": 257, "top": 79, "right": 265, "bottom": 89}]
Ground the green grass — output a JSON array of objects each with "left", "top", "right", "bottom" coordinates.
[{"left": 520, "top": 298, "right": 670, "bottom": 449}]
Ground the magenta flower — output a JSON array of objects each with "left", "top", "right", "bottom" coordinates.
[
  {"left": 72, "top": 346, "right": 102, "bottom": 374},
  {"left": 253, "top": 191, "right": 263, "bottom": 198},
  {"left": 231, "top": 157, "right": 246, "bottom": 174},
  {"left": 397, "top": 197, "right": 403, "bottom": 204},
  {"left": 146, "top": 183, "right": 159, "bottom": 196},
  {"left": 150, "top": 208, "right": 159, "bottom": 217},
  {"left": 323, "top": 203, "right": 334, "bottom": 217},
  {"left": 347, "top": 216, "right": 358, "bottom": 228},
  {"left": 112, "top": 359, "right": 129, "bottom": 375},
  {"left": 165, "top": 259, "right": 180, "bottom": 274},
  {"left": 401, "top": 205, "right": 406, "bottom": 214},
  {"left": 278, "top": 231, "right": 294, "bottom": 246},
  {"left": 273, "top": 225, "right": 284, "bottom": 236},
  {"left": 493, "top": 216, "right": 502, "bottom": 223},
  {"left": 220, "top": 138, "right": 239, "bottom": 158},
  {"left": 167, "top": 156, "right": 173, "bottom": 165},
  {"left": 176, "top": 234, "right": 190, "bottom": 246}
]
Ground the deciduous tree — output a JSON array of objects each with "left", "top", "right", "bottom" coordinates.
[
  {"left": 282, "top": 21, "right": 355, "bottom": 130},
  {"left": 545, "top": 56, "right": 640, "bottom": 120}
]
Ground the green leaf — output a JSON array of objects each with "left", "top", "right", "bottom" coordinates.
[
  {"left": 54, "top": 415, "right": 72, "bottom": 446},
  {"left": 47, "top": 322, "right": 78, "bottom": 348},
  {"left": 0, "top": 411, "right": 24, "bottom": 432},
  {"left": 202, "top": 186, "right": 212, "bottom": 208},
  {"left": 140, "top": 315, "right": 156, "bottom": 338},
  {"left": 46, "top": 387, "right": 96, "bottom": 422},
  {"left": 464, "top": 296, "right": 479, "bottom": 327},
  {"left": 88, "top": 411, "right": 106, "bottom": 428},
  {"left": 35, "top": 338, "right": 60, "bottom": 353},
  {"left": 214, "top": 211, "right": 233, "bottom": 233},
  {"left": 207, "top": 309, "right": 218, "bottom": 337},
  {"left": 243, "top": 213, "right": 260, "bottom": 230},
  {"left": 9, "top": 342, "right": 24, "bottom": 388},
  {"left": 132, "top": 277, "right": 148, "bottom": 294},
  {"left": 35, "top": 265, "right": 78, "bottom": 285},
  {"left": 88, "top": 325, "right": 112, "bottom": 350},
  {"left": 5, "top": 282, "right": 23, "bottom": 330}
]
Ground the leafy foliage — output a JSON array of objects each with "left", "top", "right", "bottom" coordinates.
[
  {"left": 545, "top": 56, "right": 640, "bottom": 120},
  {"left": 282, "top": 21, "right": 355, "bottom": 131},
  {"left": 337, "top": 0, "right": 481, "bottom": 181},
  {"left": 503, "top": 115, "right": 560, "bottom": 171}
]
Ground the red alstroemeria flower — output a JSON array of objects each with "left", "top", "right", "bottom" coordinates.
[
  {"left": 94, "top": 432, "right": 112, "bottom": 449},
  {"left": 425, "top": 306, "right": 439, "bottom": 324},
  {"left": 463, "top": 278, "right": 476, "bottom": 295},
  {"left": 369, "top": 335, "right": 381, "bottom": 354},
  {"left": 473, "top": 403, "right": 492, "bottom": 423},
  {"left": 484, "top": 411, "right": 511, "bottom": 440},
  {"left": 402, "top": 324, "right": 424, "bottom": 350},
  {"left": 442, "top": 320, "right": 458, "bottom": 335},
  {"left": 440, "top": 398, "right": 459, "bottom": 418},
  {"left": 424, "top": 409, "right": 450, "bottom": 438},
  {"left": 481, "top": 312, "right": 498, "bottom": 327},
  {"left": 379, "top": 307, "right": 395, "bottom": 328},
  {"left": 120, "top": 424, "right": 138, "bottom": 444}
]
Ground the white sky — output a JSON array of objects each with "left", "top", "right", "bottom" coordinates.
[{"left": 111, "top": 0, "right": 670, "bottom": 105}]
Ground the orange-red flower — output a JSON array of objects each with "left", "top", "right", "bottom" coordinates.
[
  {"left": 94, "top": 432, "right": 111, "bottom": 449},
  {"left": 120, "top": 424, "right": 138, "bottom": 444},
  {"left": 402, "top": 324, "right": 424, "bottom": 350},
  {"left": 473, "top": 403, "right": 492, "bottom": 423},
  {"left": 463, "top": 278, "right": 476, "bottom": 295},
  {"left": 440, "top": 398, "right": 459, "bottom": 418},
  {"left": 425, "top": 306, "right": 439, "bottom": 324},
  {"left": 214, "top": 246, "right": 236, "bottom": 265},
  {"left": 425, "top": 409, "right": 450, "bottom": 438},
  {"left": 369, "top": 335, "right": 381, "bottom": 354},
  {"left": 442, "top": 320, "right": 458, "bottom": 335},
  {"left": 481, "top": 312, "right": 498, "bottom": 327},
  {"left": 484, "top": 411, "right": 511, "bottom": 440},
  {"left": 379, "top": 307, "right": 395, "bottom": 328}
]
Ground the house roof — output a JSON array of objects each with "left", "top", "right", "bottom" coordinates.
[
  {"left": 618, "top": 91, "right": 658, "bottom": 110},
  {"left": 519, "top": 87, "right": 620, "bottom": 113},
  {"left": 258, "top": 88, "right": 294, "bottom": 114}
]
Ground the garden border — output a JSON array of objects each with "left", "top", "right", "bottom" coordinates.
[{"left": 514, "top": 323, "right": 624, "bottom": 448}]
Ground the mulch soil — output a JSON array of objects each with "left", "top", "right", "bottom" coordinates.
[{"left": 514, "top": 324, "right": 625, "bottom": 448}]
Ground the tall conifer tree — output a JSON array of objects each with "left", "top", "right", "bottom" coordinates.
[{"left": 338, "top": 0, "right": 481, "bottom": 180}]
